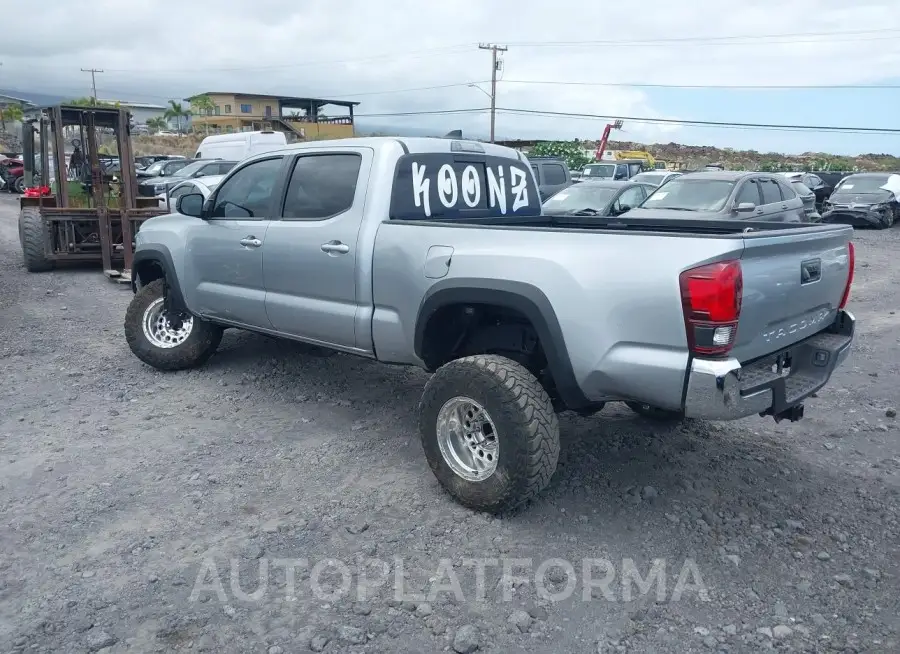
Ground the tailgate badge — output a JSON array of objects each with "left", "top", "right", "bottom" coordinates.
[{"left": 800, "top": 258, "right": 821, "bottom": 284}]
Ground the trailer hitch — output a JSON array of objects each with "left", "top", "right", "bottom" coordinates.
[{"left": 763, "top": 403, "right": 805, "bottom": 423}]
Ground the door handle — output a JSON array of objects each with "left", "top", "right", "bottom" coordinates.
[
  {"left": 240, "top": 237, "right": 262, "bottom": 248},
  {"left": 321, "top": 240, "right": 350, "bottom": 255},
  {"left": 781, "top": 204, "right": 789, "bottom": 210}
]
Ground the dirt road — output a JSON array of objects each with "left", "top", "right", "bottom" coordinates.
[{"left": 1, "top": 194, "right": 898, "bottom": 653}]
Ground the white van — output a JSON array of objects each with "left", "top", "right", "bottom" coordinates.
[{"left": 193, "top": 131, "right": 287, "bottom": 161}]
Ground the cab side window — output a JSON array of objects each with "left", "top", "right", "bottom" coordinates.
[
  {"left": 210, "top": 157, "right": 284, "bottom": 219},
  {"left": 613, "top": 186, "right": 644, "bottom": 213},
  {"left": 735, "top": 180, "right": 761, "bottom": 205}
]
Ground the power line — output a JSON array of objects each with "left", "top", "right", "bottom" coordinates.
[
  {"left": 18, "top": 45, "right": 476, "bottom": 74},
  {"left": 505, "top": 27, "right": 900, "bottom": 47},
  {"left": 500, "top": 79, "right": 900, "bottom": 91},
  {"left": 494, "top": 107, "right": 900, "bottom": 135},
  {"left": 353, "top": 107, "right": 488, "bottom": 118}
]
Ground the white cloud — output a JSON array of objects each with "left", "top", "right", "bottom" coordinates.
[{"left": 1, "top": 0, "right": 899, "bottom": 149}]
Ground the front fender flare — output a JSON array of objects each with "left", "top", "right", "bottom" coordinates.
[{"left": 131, "top": 246, "right": 187, "bottom": 314}]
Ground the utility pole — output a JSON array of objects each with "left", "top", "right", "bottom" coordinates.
[
  {"left": 478, "top": 43, "right": 507, "bottom": 143},
  {"left": 80, "top": 68, "right": 104, "bottom": 104}
]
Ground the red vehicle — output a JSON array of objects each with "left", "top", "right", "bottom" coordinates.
[{"left": 0, "top": 158, "right": 26, "bottom": 193}]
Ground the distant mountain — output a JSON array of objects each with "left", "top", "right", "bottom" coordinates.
[{"left": 0, "top": 88, "right": 69, "bottom": 107}]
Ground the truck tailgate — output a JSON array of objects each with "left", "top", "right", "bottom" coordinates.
[{"left": 732, "top": 224, "right": 853, "bottom": 362}]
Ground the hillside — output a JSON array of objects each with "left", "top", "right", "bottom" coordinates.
[
  {"left": 598, "top": 139, "right": 900, "bottom": 172},
  {"left": 4, "top": 127, "right": 898, "bottom": 174}
]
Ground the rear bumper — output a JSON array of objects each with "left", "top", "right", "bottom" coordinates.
[{"left": 683, "top": 310, "right": 854, "bottom": 421}]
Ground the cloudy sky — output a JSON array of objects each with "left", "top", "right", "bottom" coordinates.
[{"left": 3, "top": 0, "right": 900, "bottom": 155}]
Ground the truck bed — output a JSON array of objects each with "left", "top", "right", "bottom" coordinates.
[{"left": 372, "top": 217, "right": 853, "bottom": 411}]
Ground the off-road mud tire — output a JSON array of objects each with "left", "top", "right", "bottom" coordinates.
[
  {"left": 418, "top": 355, "right": 560, "bottom": 513},
  {"left": 124, "top": 279, "right": 222, "bottom": 371}
]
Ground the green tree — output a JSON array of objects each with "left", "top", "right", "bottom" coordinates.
[
  {"left": 528, "top": 140, "right": 591, "bottom": 172},
  {"left": 67, "top": 97, "right": 118, "bottom": 108},
  {"left": 164, "top": 101, "right": 192, "bottom": 134},
  {"left": 146, "top": 117, "right": 168, "bottom": 133},
  {"left": 0, "top": 103, "right": 24, "bottom": 131},
  {"left": 188, "top": 95, "right": 216, "bottom": 134}
]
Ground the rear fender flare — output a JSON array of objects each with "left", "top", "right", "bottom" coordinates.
[{"left": 414, "top": 279, "right": 592, "bottom": 410}]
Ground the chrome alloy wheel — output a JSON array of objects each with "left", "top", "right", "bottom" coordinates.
[
  {"left": 436, "top": 396, "right": 499, "bottom": 482},
  {"left": 141, "top": 297, "right": 194, "bottom": 349}
]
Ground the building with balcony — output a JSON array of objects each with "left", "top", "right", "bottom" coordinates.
[{"left": 186, "top": 92, "right": 359, "bottom": 141}]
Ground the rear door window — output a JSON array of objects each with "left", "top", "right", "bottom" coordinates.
[
  {"left": 282, "top": 153, "right": 363, "bottom": 220},
  {"left": 759, "top": 178, "right": 783, "bottom": 205}
]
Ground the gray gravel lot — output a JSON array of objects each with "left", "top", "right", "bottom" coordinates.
[{"left": 1, "top": 193, "right": 899, "bottom": 654}]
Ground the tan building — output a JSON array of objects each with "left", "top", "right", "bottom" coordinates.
[{"left": 186, "top": 92, "right": 359, "bottom": 140}]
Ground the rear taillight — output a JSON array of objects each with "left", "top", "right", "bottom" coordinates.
[
  {"left": 680, "top": 260, "right": 743, "bottom": 357},
  {"left": 838, "top": 241, "right": 854, "bottom": 310}
]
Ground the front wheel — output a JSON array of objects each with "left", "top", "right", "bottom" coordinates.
[
  {"left": 418, "top": 355, "right": 560, "bottom": 513},
  {"left": 124, "top": 279, "right": 222, "bottom": 371}
]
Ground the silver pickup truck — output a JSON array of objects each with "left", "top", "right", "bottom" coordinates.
[{"left": 124, "top": 137, "right": 856, "bottom": 513}]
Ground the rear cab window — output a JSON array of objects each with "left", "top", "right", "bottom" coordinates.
[{"left": 390, "top": 153, "right": 542, "bottom": 221}]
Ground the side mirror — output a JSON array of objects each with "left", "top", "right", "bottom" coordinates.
[
  {"left": 618, "top": 205, "right": 631, "bottom": 214},
  {"left": 734, "top": 202, "right": 756, "bottom": 213},
  {"left": 177, "top": 192, "right": 205, "bottom": 217}
]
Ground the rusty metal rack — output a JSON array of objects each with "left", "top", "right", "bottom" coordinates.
[{"left": 19, "top": 104, "right": 167, "bottom": 282}]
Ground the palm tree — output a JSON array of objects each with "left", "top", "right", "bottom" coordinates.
[
  {"left": 188, "top": 95, "right": 216, "bottom": 135},
  {"left": 146, "top": 117, "right": 168, "bottom": 133},
  {"left": 164, "top": 101, "right": 191, "bottom": 134}
]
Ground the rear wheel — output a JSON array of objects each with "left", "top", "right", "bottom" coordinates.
[
  {"left": 625, "top": 401, "right": 684, "bottom": 422},
  {"left": 18, "top": 207, "right": 54, "bottom": 272},
  {"left": 418, "top": 355, "right": 560, "bottom": 513},
  {"left": 125, "top": 279, "right": 222, "bottom": 371}
]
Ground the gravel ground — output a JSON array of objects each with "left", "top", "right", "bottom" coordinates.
[{"left": 1, "top": 193, "right": 899, "bottom": 654}]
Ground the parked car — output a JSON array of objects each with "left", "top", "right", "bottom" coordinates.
[
  {"left": 124, "top": 137, "right": 855, "bottom": 513},
  {"left": 782, "top": 172, "right": 831, "bottom": 210},
  {"left": 629, "top": 170, "right": 683, "bottom": 187},
  {"left": 630, "top": 171, "right": 808, "bottom": 222},
  {"left": 821, "top": 172, "right": 899, "bottom": 229},
  {"left": 135, "top": 155, "right": 186, "bottom": 171},
  {"left": 786, "top": 180, "right": 821, "bottom": 222},
  {"left": 581, "top": 159, "right": 646, "bottom": 181},
  {"left": 137, "top": 158, "right": 191, "bottom": 179},
  {"left": 527, "top": 156, "right": 573, "bottom": 201},
  {"left": 163, "top": 175, "right": 226, "bottom": 212},
  {"left": 137, "top": 159, "right": 237, "bottom": 198},
  {"left": 542, "top": 180, "right": 656, "bottom": 217}
]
